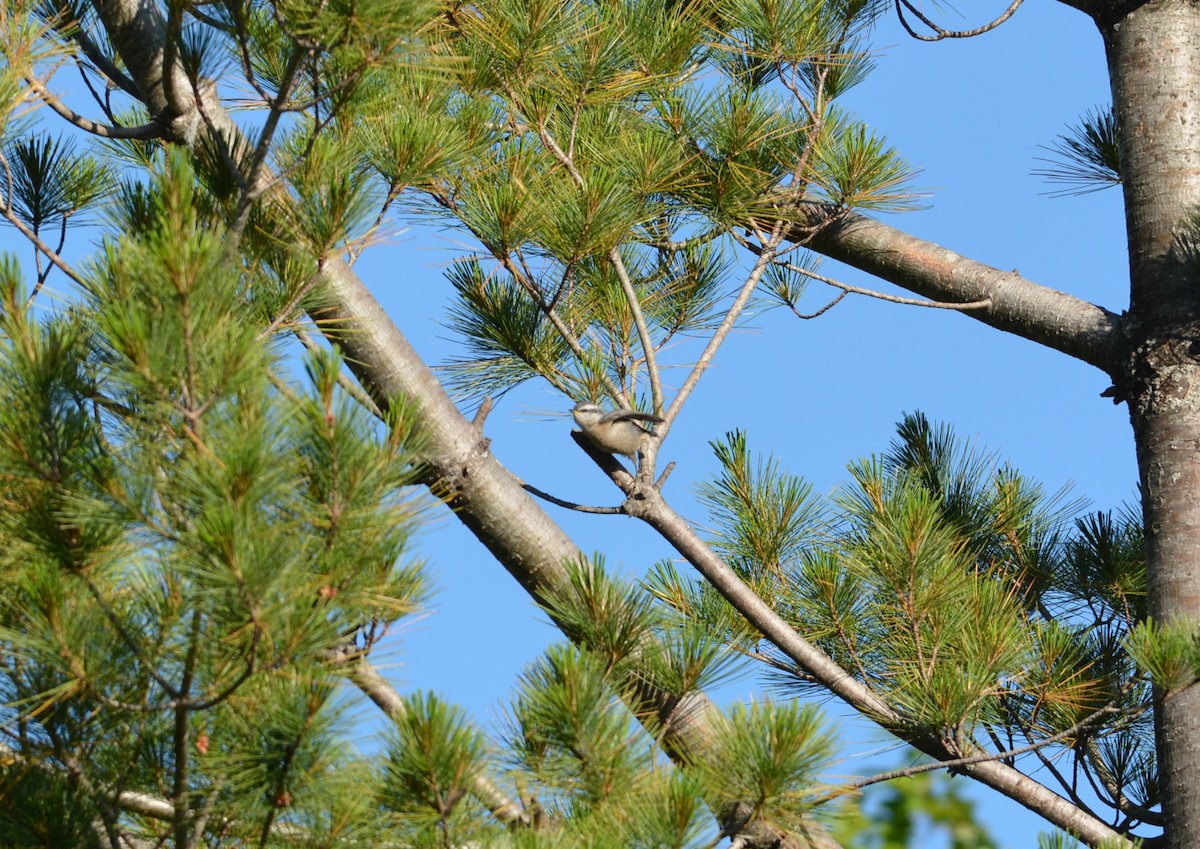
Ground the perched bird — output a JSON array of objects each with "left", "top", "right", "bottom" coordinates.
[{"left": 571, "top": 401, "right": 665, "bottom": 463}]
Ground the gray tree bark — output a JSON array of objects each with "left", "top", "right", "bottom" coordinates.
[{"left": 1103, "top": 3, "right": 1200, "bottom": 845}]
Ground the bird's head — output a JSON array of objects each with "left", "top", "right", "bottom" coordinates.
[{"left": 571, "top": 401, "right": 604, "bottom": 428}]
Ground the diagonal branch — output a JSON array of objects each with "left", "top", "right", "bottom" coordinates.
[{"left": 792, "top": 206, "right": 1124, "bottom": 372}]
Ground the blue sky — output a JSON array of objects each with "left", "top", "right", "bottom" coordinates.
[{"left": 6, "top": 2, "right": 1136, "bottom": 845}]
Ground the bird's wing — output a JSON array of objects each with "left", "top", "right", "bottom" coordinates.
[{"left": 604, "top": 410, "right": 665, "bottom": 424}]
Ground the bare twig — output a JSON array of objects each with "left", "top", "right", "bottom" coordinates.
[
  {"left": 894, "top": 0, "right": 1025, "bottom": 41},
  {"left": 775, "top": 259, "right": 993, "bottom": 311},
  {"left": 818, "top": 698, "right": 1148, "bottom": 801},
  {"left": 473, "top": 396, "right": 495, "bottom": 430},
  {"left": 521, "top": 481, "right": 627, "bottom": 515}
]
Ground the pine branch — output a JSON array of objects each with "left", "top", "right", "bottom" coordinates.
[
  {"left": 24, "top": 72, "right": 164, "bottom": 139},
  {"left": 339, "top": 652, "right": 531, "bottom": 827}
]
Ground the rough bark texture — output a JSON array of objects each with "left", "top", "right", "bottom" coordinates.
[{"left": 1102, "top": 2, "right": 1200, "bottom": 846}]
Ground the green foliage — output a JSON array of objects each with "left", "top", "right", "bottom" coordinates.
[
  {"left": 1126, "top": 618, "right": 1200, "bottom": 693},
  {"left": 0, "top": 153, "right": 429, "bottom": 846},
  {"left": 692, "top": 699, "right": 837, "bottom": 831},
  {"left": 0, "top": 760, "right": 104, "bottom": 848},
  {"left": 698, "top": 429, "right": 824, "bottom": 579},
  {"left": 544, "top": 559, "right": 745, "bottom": 703},
  {"left": 4, "top": 135, "right": 115, "bottom": 229},
  {"left": 831, "top": 763, "right": 1001, "bottom": 849},
  {"left": 658, "top": 412, "right": 1156, "bottom": 826},
  {"left": 351, "top": 0, "right": 919, "bottom": 404},
  {"left": 382, "top": 691, "right": 498, "bottom": 846},
  {"left": 1034, "top": 106, "right": 1122, "bottom": 196}
]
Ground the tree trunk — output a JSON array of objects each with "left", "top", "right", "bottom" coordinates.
[{"left": 1103, "top": 2, "right": 1200, "bottom": 845}]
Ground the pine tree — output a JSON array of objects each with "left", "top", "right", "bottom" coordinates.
[{"left": 0, "top": 0, "right": 1188, "bottom": 847}]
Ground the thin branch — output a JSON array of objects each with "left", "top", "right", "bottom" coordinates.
[
  {"left": 521, "top": 481, "right": 626, "bottom": 514},
  {"left": 172, "top": 608, "right": 203, "bottom": 848},
  {"left": 502, "top": 110, "right": 637, "bottom": 409},
  {"left": 662, "top": 244, "right": 778, "bottom": 436},
  {"left": 229, "top": 45, "right": 310, "bottom": 242},
  {"left": 80, "top": 574, "right": 181, "bottom": 700},
  {"left": 26, "top": 211, "right": 69, "bottom": 306},
  {"left": 1082, "top": 738, "right": 1164, "bottom": 825},
  {"left": 609, "top": 246, "right": 664, "bottom": 415},
  {"left": 894, "top": 0, "right": 1025, "bottom": 41},
  {"left": 0, "top": 197, "right": 89, "bottom": 289},
  {"left": 259, "top": 266, "right": 324, "bottom": 341},
  {"left": 784, "top": 289, "right": 848, "bottom": 320},
  {"left": 25, "top": 74, "right": 163, "bottom": 139},
  {"left": 822, "top": 698, "right": 1146, "bottom": 800},
  {"left": 69, "top": 25, "right": 140, "bottom": 97},
  {"left": 776, "top": 259, "right": 993, "bottom": 311}
]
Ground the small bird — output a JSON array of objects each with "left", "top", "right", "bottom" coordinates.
[{"left": 571, "top": 401, "right": 665, "bottom": 464}]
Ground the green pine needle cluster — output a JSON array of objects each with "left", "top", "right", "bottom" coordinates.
[{"left": 0, "top": 154, "right": 429, "bottom": 846}]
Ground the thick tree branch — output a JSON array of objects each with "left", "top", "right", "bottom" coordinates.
[{"left": 793, "top": 207, "right": 1124, "bottom": 372}]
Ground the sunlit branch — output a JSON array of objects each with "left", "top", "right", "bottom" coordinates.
[
  {"left": 229, "top": 45, "right": 310, "bottom": 242},
  {"left": 792, "top": 205, "right": 1121, "bottom": 370},
  {"left": 521, "top": 105, "right": 648, "bottom": 410}
]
